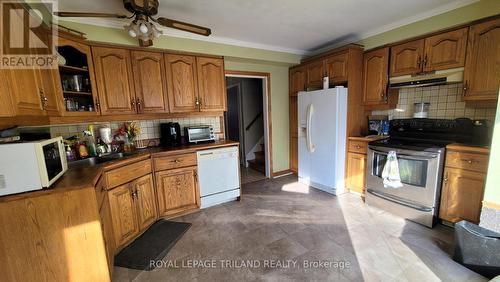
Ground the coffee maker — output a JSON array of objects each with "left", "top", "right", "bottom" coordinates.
[{"left": 160, "top": 122, "right": 181, "bottom": 147}]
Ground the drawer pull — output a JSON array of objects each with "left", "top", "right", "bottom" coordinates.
[
  {"left": 355, "top": 145, "right": 361, "bottom": 149},
  {"left": 171, "top": 159, "right": 181, "bottom": 163},
  {"left": 460, "top": 158, "right": 476, "bottom": 164}
]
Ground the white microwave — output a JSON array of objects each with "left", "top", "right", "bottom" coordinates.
[{"left": 0, "top": 136, "right": 68, "bottom": 196}]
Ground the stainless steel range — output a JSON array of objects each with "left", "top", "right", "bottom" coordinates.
[{"left": 366, "top": 118, "right": 475, "bottom": 227}]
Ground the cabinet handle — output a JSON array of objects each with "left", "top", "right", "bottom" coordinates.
[
  {"left": 131, "top": 98, "right": 136, "bottom": 109},
  {"left": 355, "top": 145, "right": 361, "bottom": 149},
  {"left": 136, "top": 98, "right": 142, "bottom": 112},
  {"left": 423, "top": 54, "right": 428, "bottom": 67},
  {"left": 417, "top": 56, "right": 421, "bottom": 68},
  {"left": 443, "top": 173, "right": 448, "bottom": 183},
  {"left": 462, "top": 81, "right": 468, "bottom": 97},
  {"left": 460, "top": 158, "right": 475, "bottom": 164},
  {"left": 39, "top": 90, "right": 47, "bottom": 109},
  {"left": 170, "top": 159, "right": 181, "bottom": 163},
  {"left": 198, "top": 97, "right": 202, "bottom": 111},
  {"left": 95, "top": 99, "right": 100, "bottom": 111}
]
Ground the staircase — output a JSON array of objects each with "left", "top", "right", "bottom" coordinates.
[{"left": 247, "top": 143, "right": 265, "bottom": 173}]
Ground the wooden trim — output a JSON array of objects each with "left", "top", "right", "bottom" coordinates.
[
  {"left": 301, "top": 44, "right": 364, "bottom": 63},
  {"left": 224, "top": 70, "right": 274, "bottom": 176},
  {"left": 364, "top": 13, "right": 500, "bottom": 52},
  {"left": 482, "top": 201, "right": 500, "bottom": 210},
  {"left": 271, "top": 169, "right": 293, "bottom": 178}
]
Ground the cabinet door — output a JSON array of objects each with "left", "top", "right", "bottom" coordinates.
[
  {"left": 156, "top": 166, "right": 199, "bottom": 216},
  {"left": 346, "top": 152, "right": 367, "bottom": 194},
  {"left": 92, "top": 47, "right": 136, "bottom": 115},
  {"left": 289, "top": 96, "right": 298, "bottom": 137},
  {"left": 464, "top": 18, "right": 500, "bottom": 101},
  {"left": 306, "top": 60, "right": 325, "bottom": 88},
  {"left": 439, "top": 167, "right": 485, "bottom": 224},
  {"left": 108, "top": 183, "right": 139, "bottom": 247},
  {"left": 290, "top": 137, "right": 298, "bottom": 173},
  {"left": 196, "top": 57, "right": 226, "bottom": 111},
  {"left": 7, "top": 68, "right": 45, "bottom": 115},
  {"left": 390, "top": 39, "right": 425, "bottom": 76},
  {"left": 423, "top": 28, "right": 468, "bottom": 72},
  {"left": 289, "top": 67, "right": 306, "bottom": 96},
  {"left": 165, "top": 54, "right": 198, "bottom": 113},
  {"left": 133, "top": 174, "right": 158, "bottom": 231},
  {"left": 38, "top": 67, "right": 62, "bottom": 116},
  {"left": 0, "top": 70, "right": 15, "bottom": 117},
  {"left": 325, "top": 52, "right": 348, "bottom": 84},
  {"left": 363, "top": 48, "right": 389, "bottom": 105},
  {"left": 99, "top": 193, "right": 115, "bottom": 273},
  {"left": 131, "top": 51, "right": 169, "bottom": 113}
]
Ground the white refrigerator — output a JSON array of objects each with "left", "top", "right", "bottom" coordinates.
[{"left": 297, "top": 87, "right": 348, "bottom": 195}]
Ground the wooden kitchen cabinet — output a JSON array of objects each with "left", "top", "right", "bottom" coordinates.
[
  {"left": 325, "top": 52, "right": 349, "bottom": 84},
  {"left": 306, "top": 60, "right": 325, "bottom": 88},
  {"left": 363, "top": 47, "right": 390, "bottom": 106},
  {"left": 165, "top": 54, "right": 199, "bottom": 113},
  {"left": 390, "top": 39, "right": 425, "bottom": 76},
  {"left": 290, "top": 137, "right": 298, "bottom": 173},
  {"left": 134, "top": 174, "right": 158, "bottom": 230},
  {"left": 196, "top": 57, "right": 226, "bottom": 112},
  {"left": 290, "top": 66, "right": 306, "bottom": 96},
  {"left": 37, "top": 66, "right": 62, "bottom": 116},
  {"left": 92, "top": 46, "right": 136, "bottom": 115},
  {"left": 131, "top": 51, "right": 169, "bottom": 113},
  {"left": 346, "top": 152, "right": 367, "bottom": 195},
  {"left": 6, "top": 68, "right": 45, "bottom": 116},
  {"left": 108, "top": 182, "right": 139, "bottom": 248},
  {"left": 99, "top": 192, "right": 116, "bottom": 274},
  {"left": 0, "top": 70, "right": 15, "bottom": 117},
  {"left": 156, "top": 166, "right": 200, "bottom": 217},
  {"left": 463, "top": 18, "right": 500, "bottom": 102},
  {"left": 423, "top": 27, "right": 468, "bottom": 72},
  {"left": 439, "top": 145, "right": 489, "bottom": 224}
]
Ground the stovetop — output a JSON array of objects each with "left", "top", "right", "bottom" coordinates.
[{"left": 370, "top": 138, "right": 448, "bottom": 152}]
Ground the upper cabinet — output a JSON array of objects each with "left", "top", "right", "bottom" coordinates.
[
  {"left": 306, "top": 60, "right": 325, "bottom": 88},
  {"left": 289, "top": 66, "right": 306, "bottom": 96},
  {"left": 57, "top": 36, "right": 100, "bottom": 116},
  {"left": 390, "top": 39, "right": 425, "bottom": 76},
  {"left": 165, "top": 54, "right": 199, "bottom": 113},
  {"left": 92, "top": 47, "right": 136, "bottom": 115},
  {"left": 390, "top": 28, "right": 468, "bottom": 76},
  {"left": 363, "top": 48, "right": 390, "bottom": 106},
  {"left": 0, "top": 70, "right": 14, "bottom": 117},
  {"left": 325, "top": 52, "right": 349, "bottom": 84},
  {"left": 196, "top": 57, "right": 226, "bottom": 112},
  {"left": 423, "top": 28, "right": 468, "bottom": 72},
  {"left": 131, "top": 51, "right": 169, "bottom": 113},
  {"left": 464, "top": 18, "right": 500, "bottom": 102}
]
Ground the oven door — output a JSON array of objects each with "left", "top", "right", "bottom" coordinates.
[
  {"left": 35, "top": 137, "right": 68, "bottom": 187},
  {"left": 366, "top": 145, "right": 444, "bottom": 208}
]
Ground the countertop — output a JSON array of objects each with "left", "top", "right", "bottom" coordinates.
[{"left": 0, "top": 140, "right": 239, "bottom": 203}]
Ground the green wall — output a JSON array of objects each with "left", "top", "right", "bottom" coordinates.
[
  {"left": 483, "top": 93, "right": 500, "bottom": 204},
  {"left": 359, "top": 0, "right": 500, "bottom": 50},
  {"left": 58, "top": 21, "right": 299, "bottom": 173}
]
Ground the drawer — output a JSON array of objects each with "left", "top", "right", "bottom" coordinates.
[
  {"left": 106, "top": 159, "right": 152, "bottom": 189},
  {"left": 348, "top": 140, "right": 367, "bottom": 154},
  {"left": 445, "top": 151, "right": 489, "bottom": 173},
  {"left": 154, "top": 153, "right": 197, "bottom": 171}
]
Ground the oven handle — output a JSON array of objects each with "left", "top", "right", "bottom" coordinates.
[
  {"left": 369, "top": 148, "right": 438, "bottom": 160},
  {"left": 367, "top": 189, "right": 433, "bottom": 212}
]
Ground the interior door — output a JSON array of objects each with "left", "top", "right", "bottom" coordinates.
[
  {"left": 108, "top": 183, "right": 139, "bottom": 247},
  {"left": 131, "top": 51, "right": 169, "bottom": 113},
  {"left": 92, "top": 47, "right": 136, "bottom": 115},
  {"left": 196, "top": 57, "right": 226, "bottom": 111},
  {"left": 390, "top": 39, "right": 425, "bottom": 76},
  {"left": 164, "top": 54, "right": 198, "bottom": 113},
  {"left": 134, "top": 174, "right": 158, "bottom": 231},
  {"left": 155, "top": 167, "right": 199, "bottom": 216},
  {"left": 423, "top": 28, "right": 468, "bottom": 72}
]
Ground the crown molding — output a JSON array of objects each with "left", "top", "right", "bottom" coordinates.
[
  {"left": 310, "top": 0, "right": 479, "bottom": 55},
  {"left": 56, "top": 17, "right": 311, "bottom": 56}
]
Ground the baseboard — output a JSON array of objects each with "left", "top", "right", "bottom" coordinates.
[{"left": 271, "top": 169, "right": 293, "bottom": 178}]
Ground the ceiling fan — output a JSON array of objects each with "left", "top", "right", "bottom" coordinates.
[{"left": 54, "top": 0, "right": 212, "bottom": 47}]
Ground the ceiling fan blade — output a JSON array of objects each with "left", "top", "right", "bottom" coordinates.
[
  {"left": 54, "top": 12, "right": 128, "bottom": 19},
  {"left": 157, "top": 17, "right": 211, "bottom": 36}
]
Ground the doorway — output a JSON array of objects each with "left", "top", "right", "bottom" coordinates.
[{"left": 225, "top": 72, "right": 271, "bottom": 184}]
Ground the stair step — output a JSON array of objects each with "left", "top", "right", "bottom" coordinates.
[
  {"left": 259, "top": 144, "right": 265, "bottom": 151},
  {"left": 247, "top": 159, "right": 265, "bottom": 173}
]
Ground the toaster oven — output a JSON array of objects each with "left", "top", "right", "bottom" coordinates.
[{"left": 185, "top": 126, "right": 215, "bottom": 144}]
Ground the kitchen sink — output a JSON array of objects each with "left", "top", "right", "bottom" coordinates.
[{"left": 68, "top": 152, "right": 135, "bottom": 168}]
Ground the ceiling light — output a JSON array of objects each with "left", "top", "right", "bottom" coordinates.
[{"left": 139, "top": 23, "right": 148, "bottom": 34}]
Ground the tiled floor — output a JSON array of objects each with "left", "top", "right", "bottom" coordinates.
[
  {"left": 240, "top": 165, "right": 267, "bottom": 185},
  {"left": 113, "top": 175, "right": 486, "bottom": 282}
]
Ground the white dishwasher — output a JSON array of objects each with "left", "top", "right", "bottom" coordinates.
[{"left": 197, "top": 146, "right": 240, "bottom": 208}]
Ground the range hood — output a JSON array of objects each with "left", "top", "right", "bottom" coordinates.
[{"left": 389, "top": 67, "right": 464, "bottom": 89}]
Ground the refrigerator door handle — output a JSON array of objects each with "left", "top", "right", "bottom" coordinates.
[{"left": 306, "top": 103, "right": 315, "bottom": 153}]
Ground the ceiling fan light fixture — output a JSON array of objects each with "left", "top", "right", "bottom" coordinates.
[{"left": 139, "top": 23, "right": 149, "bottom": 34}]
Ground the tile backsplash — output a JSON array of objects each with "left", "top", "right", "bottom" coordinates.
[
  {"left": 371, "top": 83, "right": 497, "bottom": 121},
  {"left": 47, "top": 116, "right": 221, "bottom": 141}
]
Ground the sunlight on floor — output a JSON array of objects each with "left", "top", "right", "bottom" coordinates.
[{"left": 281, "top": 181, "right": 310, "bottom": 194}]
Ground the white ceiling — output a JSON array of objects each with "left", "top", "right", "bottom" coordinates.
[{"left": 55, "top": 0, "right": 477, "bottom": 55}]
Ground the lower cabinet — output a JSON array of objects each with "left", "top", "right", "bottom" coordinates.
[
  {"left": 346, "top": 152, "right": 367, "bottom": 195},
  {"left": 108, "top": 173, "right": 157, "bottom": 248},
  {"left": 99, "top": 193, "right": 116, "bottom": 274},
  {"left": 156, "top": 166, "right": 200, "bottom": 217}
]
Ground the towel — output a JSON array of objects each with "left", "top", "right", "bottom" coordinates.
[{"left": 382, "top": 151, "right": 403, "bottom": 188}]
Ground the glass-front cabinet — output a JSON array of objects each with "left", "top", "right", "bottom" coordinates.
[{"left": 56, "top": 36, "right": 100, "bottom": 116}]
